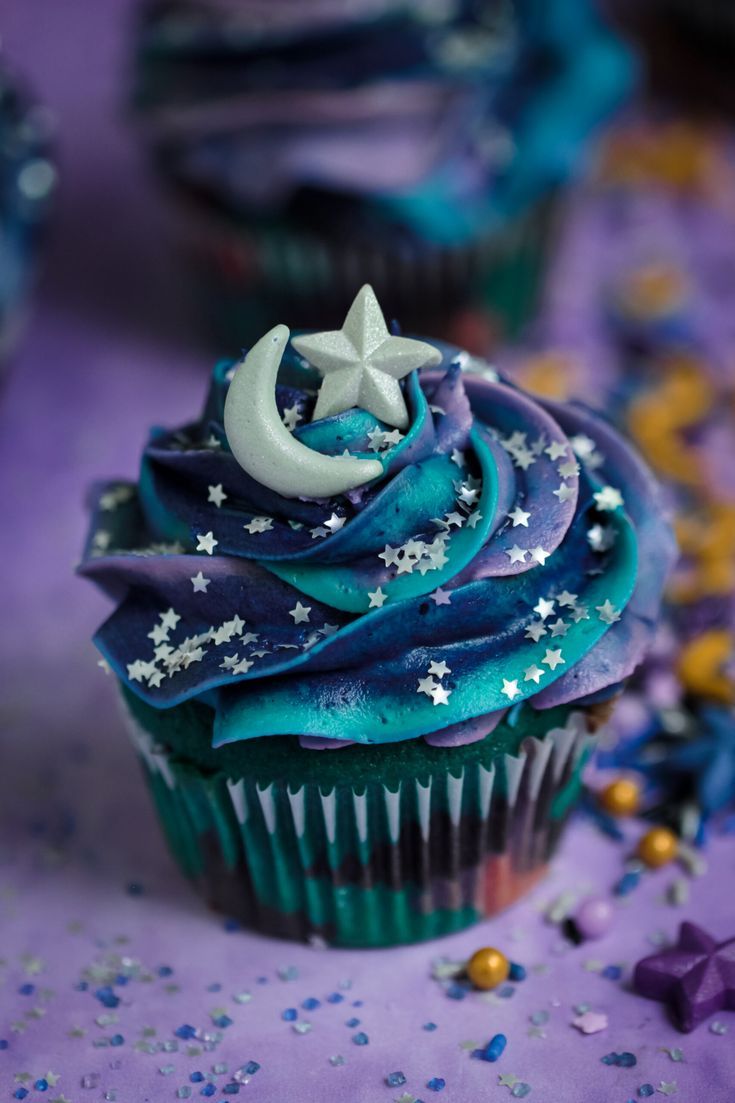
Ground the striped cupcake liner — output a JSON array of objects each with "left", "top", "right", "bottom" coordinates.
[
  {"left": 125, "top": 708, "right": 595, "bottom": 947},
  {"left": 172, "top": 196, "right": 554, "bottom": 347}
]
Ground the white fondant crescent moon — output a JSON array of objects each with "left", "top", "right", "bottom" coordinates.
[{"left": 224, "top": 324, "right": 384, "bottom": 499}]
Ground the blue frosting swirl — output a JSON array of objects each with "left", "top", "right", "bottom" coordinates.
[{"left": 80, "top": 338, "right": 675, "bottom": 746}]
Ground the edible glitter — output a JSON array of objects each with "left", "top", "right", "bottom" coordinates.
[
  {"left": 710, "top": 1021, "right": 728, "bottom": 1034},
  {"left": 176, "top": 1089, "right": 192, "bottom": 1099},
  {"left": 293, "top": 1021, "right": 312, "bottom": 1034},
  {"left": 281, "top": 1009, "right": 298, "bottom": 1022},
  {"left": 345, "top": 1017, "right": 360, "bottom": 1027},
  {"left": 329, "top": 1056, "right": 345, "bottom": 1067},
  {"left": 200, "top": 1085, "right": 216, "bottom": 1097},
  {"left": 638, "top": 1086, "right": 654, "bottom": 1097},
  {"left": 326, "top": 993, "right": 344, "bottom": 1004},
  {"left": 511, "top": 1083, "right": 531, "bottom": 1098},
  {"left": 509, "top": 963, "right": 527, "bottom": 982},
  {"left": 423, "top": 1023, "right": 438, "bottom": 1031},
  {"left": 352, "top": 1032, "right": 369, "bottom": 1046},
  {"left": 386, "top": 1072, "right": 407, "bottom": 1087},
  {"left": 427, "top": 1077, "right": 446, "bottom": 1091}
]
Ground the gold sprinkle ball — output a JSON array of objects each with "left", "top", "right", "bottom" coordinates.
[
  {"left": 599, "top": 777, "right": 641, "bottom": 817},
  {"left": 637, "top": 826, "right": 679, "bottom": 868},
  {"left": 466, "top": 946, "right": 510, "bottom": 990}
]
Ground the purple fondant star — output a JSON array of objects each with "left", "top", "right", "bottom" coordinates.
[{"left": 634, "top": 922, "right": 735, "bottom": 1032}]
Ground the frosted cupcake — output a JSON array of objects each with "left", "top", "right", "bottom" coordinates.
[{"left": 80, "top": 286, "right": 674, "bottom": 946}]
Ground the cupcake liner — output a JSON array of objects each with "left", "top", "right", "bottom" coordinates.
[
  {"left": 173, "top": 194, "right": 554, "bottom": 348},
  {"left": 125, "top": 706, "right": 595, "bottom": 947}
]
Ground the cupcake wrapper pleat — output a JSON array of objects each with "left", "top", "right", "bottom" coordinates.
[{"left": 126, "top": 710, "right": 594, "bottom": 947}]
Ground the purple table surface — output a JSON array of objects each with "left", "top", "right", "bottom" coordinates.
[{"left": 2, "top": 3, "right": 735, "bottom": 1102}]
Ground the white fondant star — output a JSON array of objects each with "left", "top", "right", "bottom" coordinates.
[
  {"left": 191, "top": 571, "right": 210, "bottom": 593},
  {"left": 368, "top": 587, "right": 387, "bottom": 608},
  {"left": 502, "top": 678, "right": 521, "bottom": 701},
  {"left": 207, "top": 484, "right": 227, "bottom": 507},
  {"left": 508, "top": 506, "right": 530, "bottom": 528},
  {"left": 506, "top": 545, "right": 528, "bottom": 565},
  {"left": 428, "top": 660, "right": 451, "bottom": 678},
  {"left": 289, "top": 602, "right": 312, "bottom": 624},
  {"left": 542, "top": 648, "right": 565, "bottom": 670},
  {"left": 291, "top": 285, "right": 441, "bottom": 429},
  {"left": 196, "top": 531, "right": 218, "bottom": 555},
  {"left": 593, "top": 485, "right": 624, "bottom": 512},
  {"left": 431, "top": 685, "right": 451, "bottom": 706}
]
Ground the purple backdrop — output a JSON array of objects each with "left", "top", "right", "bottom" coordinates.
[{"left": 1, "top": 3, "right": 734, "bottom": 1101}]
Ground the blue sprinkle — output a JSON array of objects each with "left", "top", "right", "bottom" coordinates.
[
  {"left": 207, "top": 983, "right": 221, "bottom": 993},
  {"left": 386, "top": 1072, "right": 407, "bottom": 1087},
  {"left": 175, "top": 1024, "right": 197, "bottom": 1040},
  {"left": 18, "top": 983, "right": 35, "bottom": 995},
  {"left": 115, "top": 975, "right": 129, "bottom": 986},
  {"left": 213, "top": 1015, "right": 233, "bottom": 1029},
  {"left": 75, "top": 981, "right": 89, "bottom": 991},
  {"left": 281, "top": 1009, "right": 298, "bottom": 1022},
  {"left": 158, "top": 965, "right": 174, "bottom": 977},
  {"left": 508, "top": 962, "right": 526, "bottom": 982},
  {"left": 618, "top": 1053, "right": 637, "bottom": 1068},
  {"left": 427, "top": 1078, "right": 446, "bottom": 1092},
  {"left": 95, "top": 986, "right": 120, "bottom": 1009},
  {"left": 326, "top": 993, "right": 344, "bottom": 1004},
  {"left": 34, "top": 1081, "right": 48, "bottom": 1092},
  {"left": 345, "top": 1017, "right": 360, "bottom": 1028},
  {"left": 638, "top": 1088, "right": 655, "bottom": 1099},
  {"left": 352, "top": 1032, "right": 369, "bottom": 1046},
  {"left": 615, "top": 871, "right": 641, "bottom": 897},
  {"left": 256, "top": 977, "right": 268, "bottom": 985},
  {"left": 497, "top": 985, "right": 516, "bottom": 999},
  {"left": 511, "top": 1085, "right": 531, "bottom": 1099},
  {"left": 352, "top": 1000, "right": 363, "bottom": 1007},
  {"left": 243, "top": 1062, "right": 260, "bottom": 1076},
  {"left": 446, "top": 982, "right": 468, "bottom": 1000},
  {"left": 601, "top": 1054, "right": 619, "bottom": 1066},
  {"left": 483, "top": 1034, "right": 507, "bottom": 1063},
  {"left": 223, "top": 1086, "right": 240, "bottom": 1096},
  {"left": 602, "top": 965, "right": 623, "bottom": 981},
  {"left": 110, "top": 1034, "right": 124, "bottom": 1046},
  {"left": 13, "top": 1090, "right": 28, "bottom": 1100},
  {"left": 0, "top": 1040, "right": 8, "bottom": 1049},
  {"left": 190, "top": 1073, "right": 205, "bottom": 1084},
  {"left": 302, "top": 998, "right": 321, "bottom": 1011},
  {"left": 423, "top": 1023, "right": 437, "bottom": 1032},
  {"left": 200, "top": 1085, "right": 216, "bottom": 1097}
]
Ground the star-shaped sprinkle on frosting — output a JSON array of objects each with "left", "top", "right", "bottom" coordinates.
[
  {"left": 430, "top": 587, "right": 451, "bottom": 605},
  {"left": 524, "top": 665, "right": 545, "bottom": 684},
  {"left": 545, "top": 440, "right": 568, "bottom": 461},
  {"left": 427, "top": 660, "right": 450, "bottom": 679},
  {"left": 508, "top": 506, "right": 531, "bottom": 528},
  {"left": 190, "top": 571, "right": 210, "bottom": 593},
  {"left": 593, "top": 485, "right": 624, "bottom": 512},
  {"left": 207, "top": 483, "right": 227, "bottom": 507},
  {"left": 542, "top": 648, "right": 565, "bottom": 670},
  {"left": 291, "top": 285, "right": 441, "bottom": 429},
  {"left": 244, "top": 516, "right": 273, "bottom": 535},
  {"left": 195, "top": 531, "right": 218, "bottom": 555},
  {"left": 368, "top": 587, "right": 387, "bottom": 608},
  {"left": 506, "top": 545, "right": 528, "bottom": 564},
  {"left": 289, "top": 602, "right": 312, "bottom": 624},
  {"left": 502, "top": 679, "right": 521, "bottom": 701},
  {"left": 596, "top": 599, "right": 621, "bottom": 625},
  {"left": 431, "top": 685, "right": 451, "bottom": 706}
]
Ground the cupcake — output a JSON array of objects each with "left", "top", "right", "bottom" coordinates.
[
  {"left": 0, "top": 59, "right": 55, "bottom": 364},
  {"left": 132, "top": 0, "right": 633, "bottom": 347},
  {"left": 80, "top": 285, "right": 674, "bottom": 946}
]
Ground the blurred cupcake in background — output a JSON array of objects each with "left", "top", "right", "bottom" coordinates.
[
  {"left": 0, "top": 58, "right": 55, "bottom": 368},
  {"left": 132, "top": 0, "right": 633, "bottom": 350}
]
